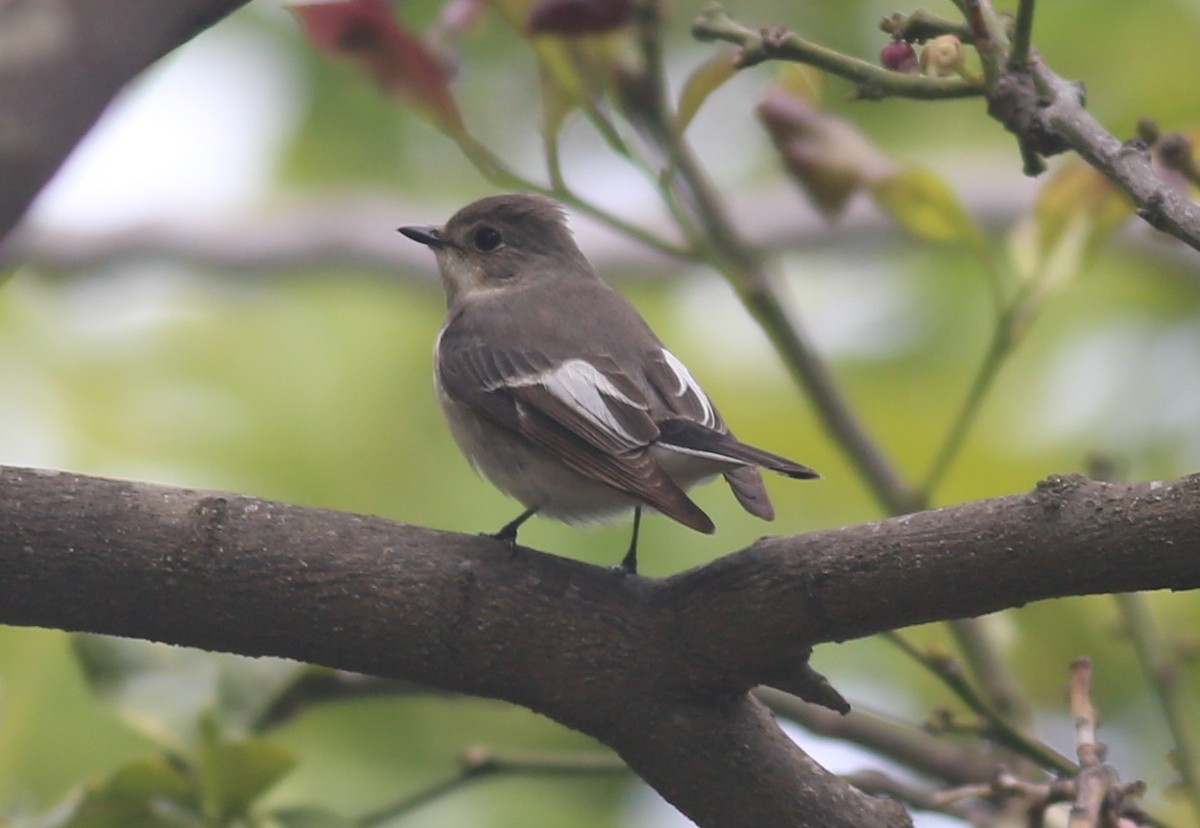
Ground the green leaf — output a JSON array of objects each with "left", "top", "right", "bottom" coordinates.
[
  {"left": 72, "top": 636, "right": 309, "bottom": 746},
  {"left": 197, "top": 721, "right": 298, "bottom": 824},
  {"left": 774, "top": 62, "right": 824, "bottom": 107},
  {"left": 1032, "top": 159, "right": 1132, "bottom": 264},
  {"left": 264, "top": 807, "right": 355, "bottom": 828},
  {"left": 56, "top": 756, "right": 196, "bottom": 828},
  {"left": 1008, "top": 159, "right": 1133, "bottom": 288},
  {"left": 675, "top": 51, "right": 738, "bottom": 134},
  {"left": 72, "top": 637, "right": 219, "bottom": 748},
  {"left": 869, "top": 168, "right": 984, "bottom": 246}
]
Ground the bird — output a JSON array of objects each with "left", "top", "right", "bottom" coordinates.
[{"left": 399, "top": 193, "right": 818, "bottom": 574}]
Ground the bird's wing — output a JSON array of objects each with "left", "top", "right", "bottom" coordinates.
[
  {"left": 641, "top": 347, "right": 725, "bottom": 429},
  {"left": 644, "top": 347, "right": 817, "bottom": 475},
  {"left": 641, "top": 346, "right": 819, "bottom": 521},
  {"left": 656, "top": 418, "right": 819, "bottom": 479},
  {"left": 437, "top": 337, "right": 714, "bottom": 532}
]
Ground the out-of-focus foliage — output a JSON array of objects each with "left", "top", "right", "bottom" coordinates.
[{"left": 2, "top": 0, "right": 1200, "bottom": 826}]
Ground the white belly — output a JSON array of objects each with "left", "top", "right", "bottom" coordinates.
[{"left": 437, "top": 389, "right": 723, "bottom": 525}]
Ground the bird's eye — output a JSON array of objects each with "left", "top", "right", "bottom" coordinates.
[{"left": 472, "top": 226, "right": 503, "bottom": 252}]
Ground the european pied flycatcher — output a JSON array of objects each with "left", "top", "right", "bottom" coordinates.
[{"left": 400, "top": 194, "right": 817, "bottom": 573}]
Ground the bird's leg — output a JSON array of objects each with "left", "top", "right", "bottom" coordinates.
[
  {"left": 614, "top": 507, "right": 641, "bottom": 575},
  {"left": 489, "top": 506, "right": 539, "bottom": 557}
]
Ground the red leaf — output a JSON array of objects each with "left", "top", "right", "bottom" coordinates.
[
  {"left": 525, "top": 0, "right": 634, "bottom": 36},
  {"left": 292, "top": 0, "right": 464, "bottom": 133}
]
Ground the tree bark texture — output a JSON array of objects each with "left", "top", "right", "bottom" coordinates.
[
  {"left": 2, "top": 466, "right": 1198, "bottom": 826},
  {"left": 0, "top": 0, "right": 252, "bottom": 241}
]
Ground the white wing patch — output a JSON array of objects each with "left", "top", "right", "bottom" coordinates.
[
  {"left": 660, "top": 349, "right": 717, "bottom": 427},
  {"left": 512, "top": 359, "right": 648, "bottom": 446}
]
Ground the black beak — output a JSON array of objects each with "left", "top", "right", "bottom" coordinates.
[{"left": 398, "top": 224, "right": 447, "bottom": 248}]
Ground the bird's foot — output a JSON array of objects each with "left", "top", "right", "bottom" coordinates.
[
  {"left": 484, "top": 526, "right": 521, "bottom": 559},
  {"left": 610, "top": 547, "right": 638, "bottom": 576},
  {"left": 486, "top": 507, "right": 538, "bottom": 559}
]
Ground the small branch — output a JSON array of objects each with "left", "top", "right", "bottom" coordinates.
[
  {"left": 758, "top": 689, "right": 1002, "bottom": 786},
  {"left": 920, "top": 321, "right": 1011, "bottom": 498},
  {"left": 944, "top": 617, "right": 1032, "bottom": 728},
  {"left": 1068, "top": 657, "right": 1111, "bottom": 828},
  {"left": 932, "top": 771, "right": 1078, "bottom": 823},
  {"left": 1008, "top": 59, "right": 1200, "bottom": 251},
  {"left": 885, "top": 633, "right": 1074, "bottom": 775},
  {"left": 1066, "top": 658, "right": 1150, "bottom": 828},
  {"left": 842, "top": 769, "right": 983, "bottom": 822},
  {"left": 629, "top": 1, "right": 921, "bottom": 515},
  {"left": 925, "top": 662, "right": 1160, "bottom": 828},
  {"left": 1069, "top": 657, "right": 1101, "bottom": 768},
  {"left": 360, "top": 747, "right": 627, "bottom": 826},
  {"left": 1008, "top": 0, "right": 1036, "bottom": 69},
  {"left": 692, "top": 5, "right": 983, "bottom": 101},
  {"left": 1112, "top": 594, "right": 1200, "bottom": 823},
  {"left": 689, "top": 6, "right": 1200, "bottom": 252},
  {"left": 960, "top": 0, "right": 1010, "bottom": 85},
  {"left": 880, "top": 10, "right": 975, "bottom": 44},
  {"left": 255, "top": 672, "right": 439, "bottom": 730},
  {"left": 737, "top": 290, "right": 922, "bottom": 515},
  {"left": 455, "top": 135, "right": 694, "bottom": 259}
]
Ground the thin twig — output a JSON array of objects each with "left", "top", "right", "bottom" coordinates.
[
  {"left": 453, "top": 135, "right": 694, "bottom": 258},
  {"left": 634, "top": 0, "right": 921, "bottom": 515},
  {"left": 691, "top": 6, "right": 1200, "bottom": 252},
  {"left": 919, "top": 321, "right": 1011, "bottom": 499},
  {"left": 885, "top": 632, "right": 1075, "bottom": 775},
  {"left": 690, "top": 1, "right": 1048, "bottom": 730},
  {"left": 758, "top": 688, "right": 1002, "bottom": 786},
  {"left": 692, "top": 5, "right": 983, "bottom": 100},
  {"left": 880, "top": 10, "right": 975, "bottom": 44},
  {"left": 359, "top": 748, "right": 627, "bottom": 826},
  {"left": 960, "top": 0, "right": 1010, "bottom": 85},
  {"left": 843, "top": 769, "right": 985, "bottom": 822},
  {"left": 1067, "top": 657, "right": 1111, "bottom": 828},
  {"left": 944, "top": 618, "right": 1031, "bottom": 727},
  {"left": 1113, "top": 593, "right": 1200, "bottom": 824},
  {"left": 1068, "top": 657, "right": 1100, "bottom": 768},
  {"left": 1027, "top": 61, "right": 1200, "bottom": 251},
  {"left": 1008, "top": 0, "right": 1036, "bottom": 69}
]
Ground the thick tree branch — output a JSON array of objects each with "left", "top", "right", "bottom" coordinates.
[
  {"left": 2, "top": 466, "right": 1199, "bottom": 826},
  {"left": 0, "top": 0, "right": 252, "bottom": 242}
]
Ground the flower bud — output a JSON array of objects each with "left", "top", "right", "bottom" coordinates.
[
  {"left": 757, "top": 87, "right": 896, "bottom": 218},
  {"left": 880, "top": 39, "right": 918, "bottom": 73},
  {"left": 920, "top": 34, "right": 965, "bottom": 78}
]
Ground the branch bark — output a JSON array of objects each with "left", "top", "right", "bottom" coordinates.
[
  {"left": 2, "top": 466, "right": 1199, "bottom": 826},
  {"left": 0, "top": 0, "right": 252, "bottom": 242},
  {"left": 692, "top": 5, "right": 1200, "bottom": 255}
]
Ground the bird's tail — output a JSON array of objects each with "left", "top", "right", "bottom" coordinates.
[
  {"left": 723, "top": 466, "right": 775, "bottom": 520},
  {"left": 657, "top": 418, "right": 820, "bottom": 479}
]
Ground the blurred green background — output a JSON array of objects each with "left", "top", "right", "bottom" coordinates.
[{"left": 2, "top": 0, "right": 1199, "bottom": 825}]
